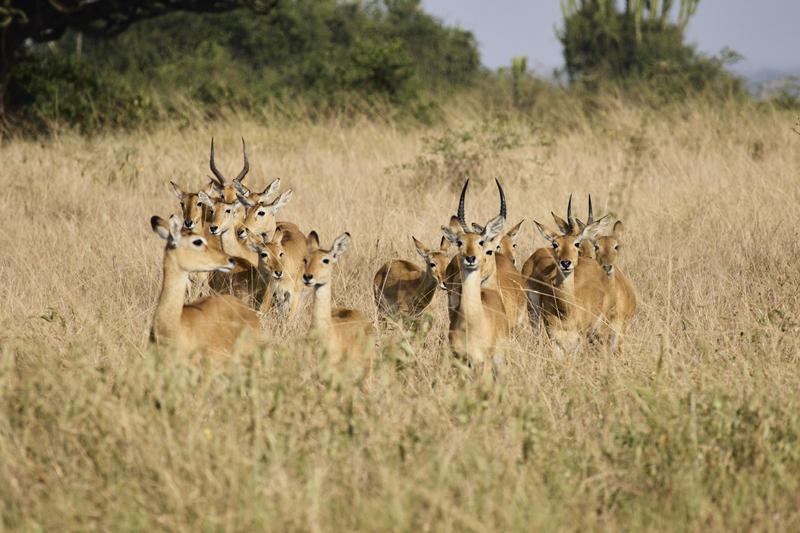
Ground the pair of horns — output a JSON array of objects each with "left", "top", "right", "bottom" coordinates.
[
  {"left": 455, "top": 178, "right": 506, "bottom": 232},
  {"left": 561, "top": 194, "right": 594, "bottom": 233},
  {"left": 209, "top": 137, "right": 250, "bottom": 186}
]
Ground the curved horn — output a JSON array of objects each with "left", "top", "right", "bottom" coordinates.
[
  {"left": 495, "top": 178, "right": 506, "bottom": 219},
  {"left": 566, "top": 193, "right": 575, "bottom": 232},
  {"left": 587, "top": 194, "right": 594, "bottom": 225},
  {"left": 209, "top": 137, "right": 226, "bottom": 186},
  {"left": 456, "top": 179, "right": 470, "bottom": 232},
  {"left": 234, "top": 137, "right": 250, "bottom": 182}
]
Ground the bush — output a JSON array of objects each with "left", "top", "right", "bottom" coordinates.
[
  {"left": 6, "top": 52, "right": 158, "bottom": 134},
  {"left": 559, "top": 0, "right": 744, "bottom": 101}
]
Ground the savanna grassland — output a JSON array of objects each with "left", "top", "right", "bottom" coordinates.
[{"left": 1, "top": 99, "right": 799, "bottom": 531}]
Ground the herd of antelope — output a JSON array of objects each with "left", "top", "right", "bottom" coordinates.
[{"left": 149, "top": 139, "right": 636, "bottom": 378}]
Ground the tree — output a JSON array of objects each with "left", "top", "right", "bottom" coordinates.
[
  {"left": 558, "top": 0, "right": 700, "bottom": 81},
  {"left": 0, "top": 0, "right": 276, "bottom": 118}
]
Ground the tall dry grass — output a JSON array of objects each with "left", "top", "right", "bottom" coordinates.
[{"left": 1, "top": 100, "right": 799, "bottom": 531}]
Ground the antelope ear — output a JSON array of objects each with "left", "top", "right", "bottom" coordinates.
[
  {"left": 206, "top": 178, "right": 223, "bottom": 194},
  {"left": 439, "top": 235, "right": 451, "bottom": 252},
  {"left": 506, "top": 219, "right": 525, "bottom": 242},
  {"left": 151, "top": 216, "right": 171, "bottom": 241},
  {"left": 577, "top": 217, "right": 607, "bottom": 244},
  {"left": 551, "top": 212, "right": 571, "bottom": 235},
  {"left": 575, "top": 218, "right": 586, "bottom": 232},
  {"left": 330, "top": 232, "right": 351, "bottom": 260},
  {"left": 269, "top": 190, "right": 293, "bottom": 214},
  {"left": 412, "top": 236, "right": 430, "bottom": 259},
  {"left": 482, "top": 215, "right": 505, "bottom": 242},
  {"left": 306, "top": 230, "right": 320, "bottom": 252},
  {"left": 447, "top": 215, "right": 463, "bottom": 233},
  {"left": 471, "top": 222, "right": 484, "bottom": 233},
  {"left": 237, "top": 193, "right": 255, "bottom": 208},
  {"left": 198, "top": 191, "right": 215, "bottom": 207},
  {"left": 533, "top": 220, "right": 558, "bottom": 244},
  {"left": 613, "top": 220, "right": 625, "bottom": 239},
  {"left": 272, "top": 228, "right": 284, "bottom": 244},
  {"left": 233, "top": 179, "right": 250, "bottom": 197},
  {"left": 169, "top": 181, "right": 184, "bottom": 201},
  {"left": 263, "top": 178, "right": 281, "bottom": 199},
  {"left": 441, "top": 225, "right": 460, "bottom": 245}
]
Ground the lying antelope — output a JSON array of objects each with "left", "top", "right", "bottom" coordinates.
[
  {"left": 303, "top": 232, "right": 374, "bottom": 364},
  {"left": 373, "top": 236, "right": 450, "bottom": 319},
  {"left": 593, "top": 221, "right": 636, "bottom": 354},
  {"left": 442, "top": 214, "right": 510, "bottom": 378},
  {"left": 149, "top": 214, "right": 259, "bottom": 356},
  {"left": 528, "top": 216, "right": 610, "bottom": 354}
]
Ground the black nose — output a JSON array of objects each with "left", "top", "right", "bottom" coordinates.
[
  {"left": 184, "top": 219, "right": 193, "bottom": 228},
  {"left": 465, "top": 255, "right": 476, "bottom": 264},
  {"left": 560, "top": 260, "right": 572, "bottom": 270},
  {"left": 302, "top": 274, "right": 312, "bottom": 282},
  {"left": 209, "top": 225, "right": 219, "bottom": 233},
  {"left": 274, "top": 271, "right": 283, "bottom": 278}
]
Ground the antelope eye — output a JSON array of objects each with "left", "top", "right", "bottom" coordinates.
[
  {"left": 279, "top": 251, "right": 285, "bottom": 257},
  {"left": 197, "top": 202, "right": 202, "bottom": 207},
  {"left": 257, "top": 211, "right": 266, "bottom": 216},
  {"left": 594, "top": 244, "right": 599, "bottom": 251},
  {"left": 574, "top": 242, "right": 581, "bottom": 248},
  {"left": 478, "top": 240, "right": 485, "bottom": 246},
  {"left": 260, "top": 252, "right": 268, "bottom": 258},
  {"left": 614, "top": 244, "right": 619, "bottom": 250},
  {"left": 456, "top": 240, "right": 463, "bottom": 247},
  {"left": 551, "top": 242, "right": 558, "bottom": 249},
  {"left": 225, "top": 208, "right": 231, "bottom": 214},
  {"left": 512, "top": 243, "right": 517, "bottom": 248},
  {"left": 179, "top": 202, "right": 184, "bottom": 207},
  {"left": 429, "top": 262, "right": 436, "bottom": 268},
  {"left": 192, "top": 239, "right": 203, "bottom": 247},
  {"left": 322, "top": 258, "right": 330, "bottom": 265},
  {"left": 486, "top": 250, "right": 493, "bottom": 255}
]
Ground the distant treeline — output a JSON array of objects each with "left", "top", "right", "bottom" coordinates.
[
  {"left": 2, "top": 0, "right": 797, "bottom": 134},
  {"left": 7, "top": 0, "right": 479, "bottom": 131}
]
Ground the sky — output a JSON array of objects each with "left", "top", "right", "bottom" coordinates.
[{"left": 422, "top": 0, "right": 800, "bottom": 79}]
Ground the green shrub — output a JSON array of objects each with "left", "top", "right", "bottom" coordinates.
[{"left": 6, "top": 52, "right": 157, "bottom": 134}]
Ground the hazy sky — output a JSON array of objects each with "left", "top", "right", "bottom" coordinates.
[{"left": 422, "top": 0, "right": 800, "bottom": 77}]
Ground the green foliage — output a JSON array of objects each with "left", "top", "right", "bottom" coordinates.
[
  {"left": 559, "top": 0, "right": 743, "bottom": 100},
  {"left": 6, "top": 52, "right": 158, "bottom": 133},
  {"left": 4, "top": 0, "right": 479, "bottom": 133}
]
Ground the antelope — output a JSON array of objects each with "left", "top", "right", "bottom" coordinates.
[
  {"left": 303, "top": 232, "right": 374, "bottom": 364},
  {"left": 169, "top": 181, "right": 213, "bottom": 231},
  {"left": 497, "top": 219, "right": 525, "bottom": 266},
  {"left": 198, "top": 192, "right": 253, "bottom": 265},
  {"left": 528, "top": 215, "right": 610, "bottom": 355},
  {"left": 197, "top": 192, "right": 272, "bottom": 304},
  {"left": 373, "top": 236, "right": 451, "bottom": 319},
  {"left": 149, "top": 214, "right": 260, "bottom": 356},
  {"left": 441, "top": 214, "right": 509, "bottom": 378},
  {"left": 522, "top": 195, "right": 606, "bottom": 329},
  {"left": 442, "top": 181, "right": 498, "bottom": 326},
  {"left": 593, "top": 221, "right": 636, "bottom": 354},
  {"left": 447, "top": 179, "right": 527, "bottom": 330},
  {"left": 244, "top": 224, "right": 308, "bottom": 317}
]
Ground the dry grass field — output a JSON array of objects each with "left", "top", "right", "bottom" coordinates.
[{"left": 1, "top": 99, "right": 799, "bottom": 531}]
